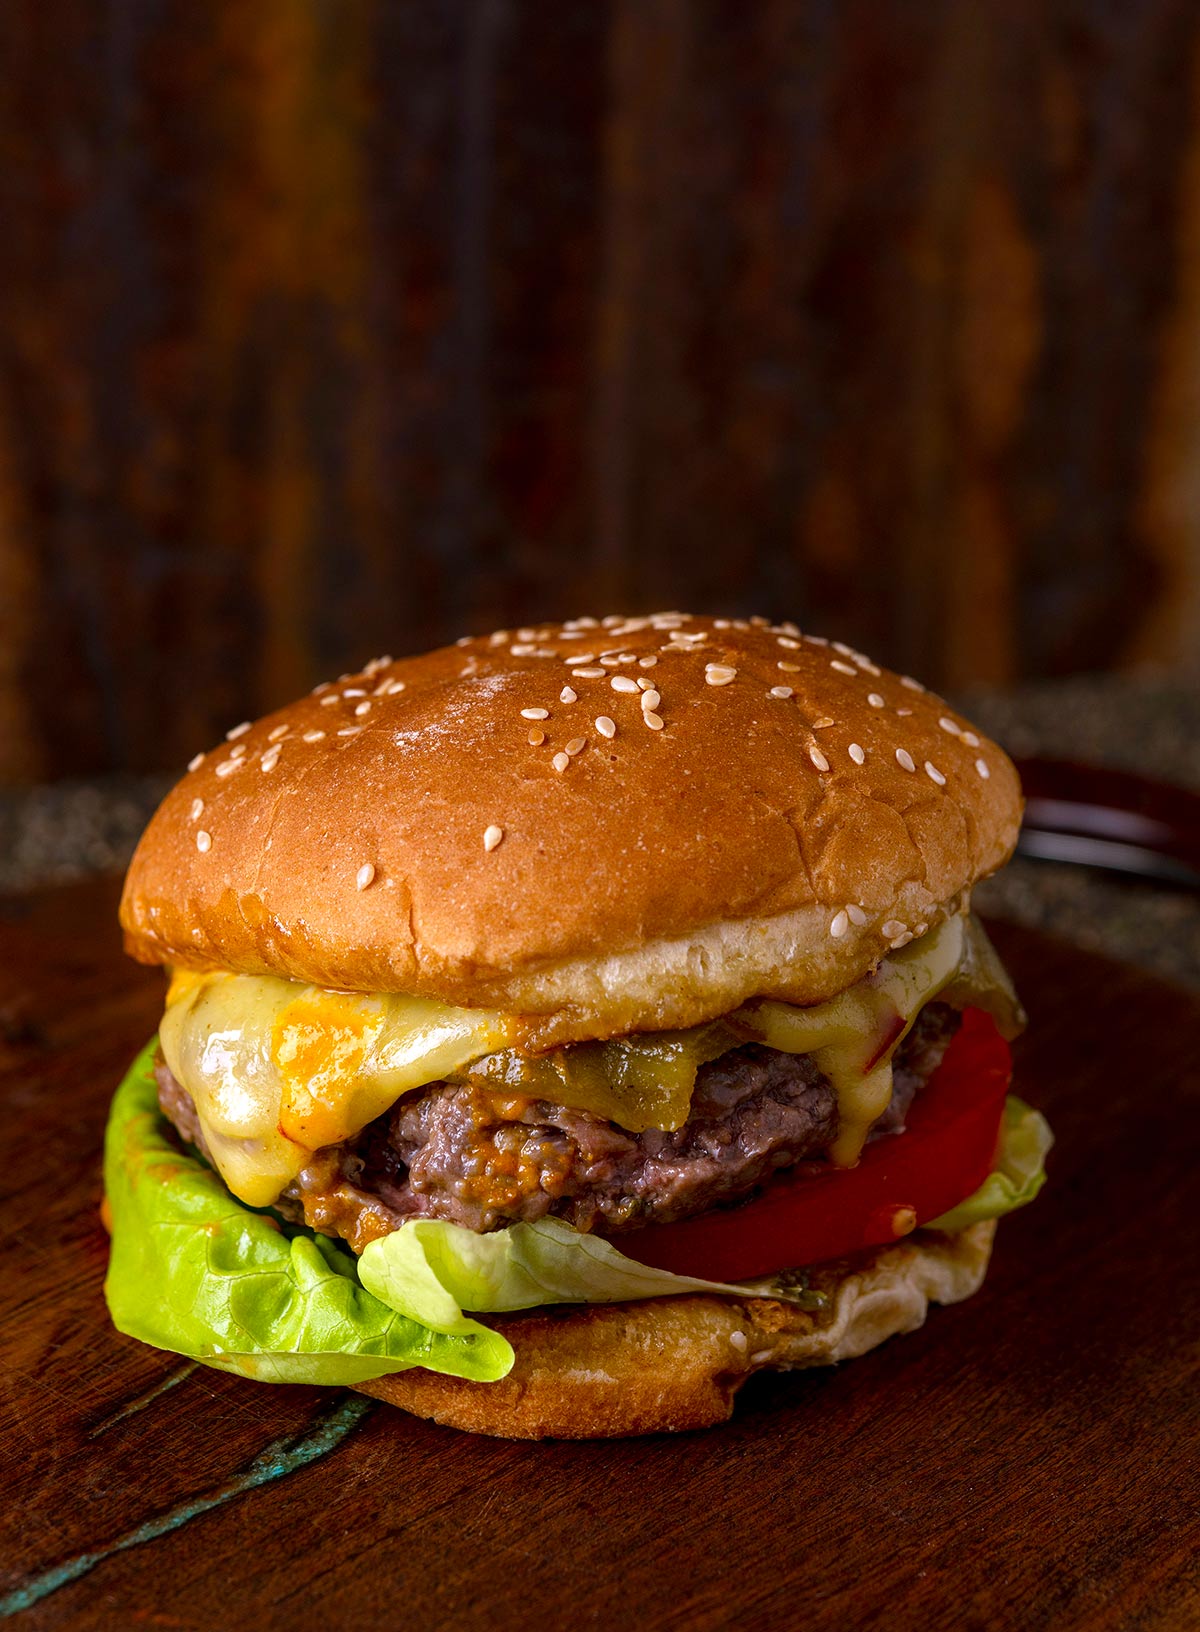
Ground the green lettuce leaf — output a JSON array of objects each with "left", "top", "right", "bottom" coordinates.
[
  {"left": 358, "top": 1215, "right": 769, "bottom": 1332},
  {"left": 103, "top": 1042, "right": 513, "bottom": 1385},
  {"left": 925, "top": 1095, "right": 1053, "bottom": 1232}
]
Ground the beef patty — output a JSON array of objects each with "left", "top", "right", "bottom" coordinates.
[{"left": 156, "top": 1003, "right": 961, "bottom": 1254}]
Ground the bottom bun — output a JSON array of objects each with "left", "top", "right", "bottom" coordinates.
[{"left": 357, "top": 1220, "right": 996, "bottom": 1439}]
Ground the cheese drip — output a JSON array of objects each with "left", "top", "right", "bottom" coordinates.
[
  {"left": 736, "top": 916, "right": 969, "bottom": 1165},
  {"left": 159, "top": 915, "right": 1020, "bottom": 1207}
]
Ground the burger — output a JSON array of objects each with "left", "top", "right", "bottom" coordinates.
[{"left": 106, "top": 613, "right": 1051, "bottom": 1438}]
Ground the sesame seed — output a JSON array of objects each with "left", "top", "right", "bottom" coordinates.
[
  {"left": 483, "top": 825, "right": 504, "bottom": 853},
  {"left": 611, "top": 675, "right": 640, "bottom": 693},
  {"left": 677, "top": 632, "right": 707, "bottom": 644},
  {"left": 574, "top": 668, "right": 605, "bottom": 679},
  {"left": 187, "top": 753, "right": 205, "bottom": 772},
  {"left": 261, "top": 748, "right": 281, "bottom": 773},
  {"left": 354, "top": 701, "right": 371, "bottom": 716},
  {"left": 777, "top": 637, "right": 801, "bottom": 650},
  {"left": 890, "top": 931, "right": 914, "bottom": 949},
  {"left": 636, "top": 677, "right": 655, "bottom": 691},
  {"left": 312, "top": 681, "right": 331, "bottom": 695},
  {"left": 777, "top": 661, "right": 800, "bottom": 672},
  {"left": 896, "top": 748, "right": 916, "bottom": 772},
  {"left": 637, "top": 656, "right": 658, "bottom": 668},
  {"left": 868, "top": 693, "right": 885, "bottom": 708},
  {"left": 846, "top": 904, "right": 868, "bottom": 926},
  {"left": 226, "top": 722, "right": 250, "bottom": 740},
  {"left": 196, "top": 830, "right": 212, "bottom": 853},
  {"left": 565, "top": 737, "right": 586, "bottom": 756},
  {"left": 730, "top": 1329, "right": 748, "bottom": 1352},
  {"left": 527, "top": 728, "right": 545, "bottom": 746},
  {"left": 830, "top": 660, "right": 857, "bottom": 676},
  {"left": 343, "top": 689, "right": 366, "bottom": 698},
  {"left": 565, "top": 653, "right": 596, "bottom": 666},
  {"left": 303, "top": 730, "right": 325, "bottom": 743},
  {"left": 214, "top": 759, "right": 240, "bottom": 778},
  {"left": 383, "top": 678, "right": 407, "bottom": 695},
  {"left": 832, "top": 641, "right": 854, "bottom": 656},
  {"left": 510, "top": 644, "right": 536, "bottom": 656},
  {"left": 881, "top": 921, "right": 907, "bottom": 939},
  {"left": 809, "top": 745, "right": 830, "bottom": 772},
  {"left": 643, "top": 711, "right": 664, "bottom": 730},
  {"left": 896, "top": 707, "right": 913, "bottom": 717},
  {"left": 939, "top": 717, "right": 961, "bottom": 736},
  {"left": 769, "top": 686, "right": 793, "bottom": 699},
  {"left": 750, "top": 1350, "right": 772, "bottom": 1365},
  {"left": 805, "top": 634, "right": 829, "bottom": 646},
  {"left": 640, "top": 689, "right": 661, "bottom": 711},
  {"left": 925, "top": 761, "right": 946, "bottom": 786},
  {"left": 337, "top": 727, "right": 362, "bottom": 737},
  {"left": 901, "top": 675, "right": 924, "bottom": 691},
  {"left": 962, "top": 731, "right": 980, "bottom": 748},
  {"left": 811, "top": 716, "right": 834, "bottom": 729},
  {"left": 975, "top": 758, "right": 991, "bottom": 779},
  {"left": 705, "top": 665, "right": 737, "bottom": 686},
  {"left": 595, "top": 716, "right": 616, "bottom": 739},
  {"left": 560, "top": 686, "right": 577, "bottom": 704},
  {"left": 853, "top": 656, "right": 882, "bottom": 676},
  {"left": 552, "top": 752, "right": 570, "bottom": 772},
  {"left": 268, "top": 725, "right": 289, "bottom": 742},
  {"left": 914, "top": 922, "right": 929, "bottom": 936},
  {"left": 229, "top": 745, "right": 247, "bottom": 760},
  {"left": 356, "top": 863, "right": 376, "bottom": 891},
  {"left": 830, "top": 909, "right": 850, "bottom": 938},
  {"left": 848, "top": 742, "right": 865, "bottom": 764},
  {"left": 521, "top": 707, "right": 549, "bottom": 720},
  {"left": 600, "top": 654, "right": 623, "bottom": 666},
  {"left": 190, "top": 798, "right": 204, "bottom": 820},
  {"left": 320, "top": 694, "right": 340, "bottom": 706}
]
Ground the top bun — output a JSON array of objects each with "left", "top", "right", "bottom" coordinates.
[{"left": 120, "top": 614, "right": 1021, "bottom": 1040}]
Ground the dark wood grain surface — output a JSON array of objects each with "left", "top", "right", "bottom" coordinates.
[
  {"left": 4, "top": 3, "right": 1200, "bottom": 785},
  {"left": 0, "top": 879, "right": 1197, "bottom": 1630}
]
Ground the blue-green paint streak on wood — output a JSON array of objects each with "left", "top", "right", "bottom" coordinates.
[{"left": 0, "top": 1395, "right": 375, "bottom": 1617}]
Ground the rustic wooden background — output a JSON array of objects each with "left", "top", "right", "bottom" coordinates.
[{"left": 2, "top": 1, "right": 1199, "bottom": 786}]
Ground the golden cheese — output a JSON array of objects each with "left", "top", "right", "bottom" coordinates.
[
  {"left": 736, "top": 915, "right": 969, "bottom": 1165},
  {"left": 158, "top": 915, "right": 1020, "bottom": 1207},
  {"left": 159, "top": 978, "right": 519, "bottom": 1206}
]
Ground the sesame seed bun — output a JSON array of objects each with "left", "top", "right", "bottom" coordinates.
[
  {"left": 356, "top": 1222, "right": 996, "bottom": 1439},
  {"left": 119, "top": 614, "right": 1020, "bottom": 1038}
]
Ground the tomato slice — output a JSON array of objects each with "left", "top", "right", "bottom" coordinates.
[{"left": 618, "top": 1007, "right": 1012, "bottom": 1282}]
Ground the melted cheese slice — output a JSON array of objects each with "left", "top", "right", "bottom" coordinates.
[
  {"left": 159, "top": 915, "right": 1019, "bottom": 1207},
  {"left": 159, "top": 975, "right": 520, "bottom": 1206}
]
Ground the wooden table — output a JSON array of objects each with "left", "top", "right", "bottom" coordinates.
[{"left": 1, "top": 879, "right": 1197, "bottom": 1630}]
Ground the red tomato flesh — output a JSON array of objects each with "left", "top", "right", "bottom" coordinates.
[{"left": 618, "top": 1007, "right": 1012, "bottom": 1283}]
